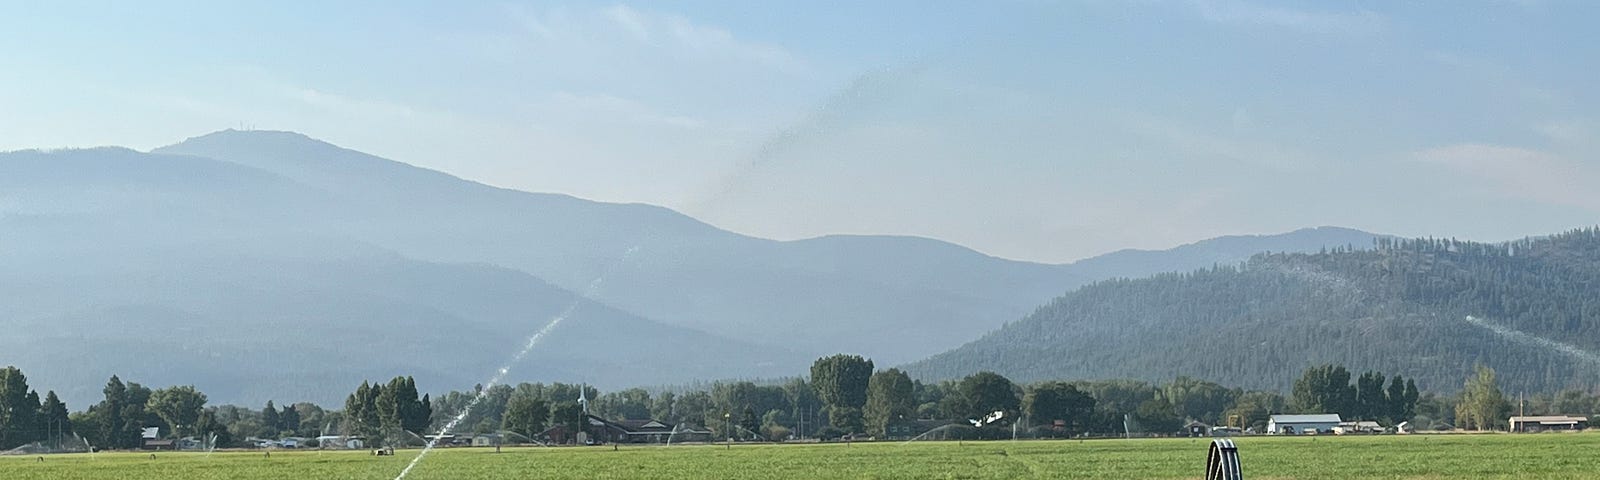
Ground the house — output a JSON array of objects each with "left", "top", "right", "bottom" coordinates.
[
  {"left": 585, "top": 415, "right": 713, "bottom": 444},
  {"left": 140, "top": 426, "right": 173, "bottom": 450},
  {"left": 1267, "top": 414, "right": 1341, "bottom": 434},
  {"left": 1184, "top": 421, "right": 1211, "bottom": 437},
  {"left": 315, "top": 435, "right": 365, "bottom": 449},
  {"left": 885, "top": 419, "right": 950, "bottom": 440},
  {"left": 538, "top": 425, "right": 573, "bottom": 445},
  {"left": 470, "top": 433, "right": 504, "bottom": 447},
  {"left": 1509, "top": 416, "right": 1589, "bottom": 433},
  {"left": 539, "top": 415, "right": 713, "bottom": 445},
  {"left": 1333, "top": 421, "right": 1384, "bottom": 434},
  {"left": 141, "top": 439, "right": 175, "bottom": 450}
]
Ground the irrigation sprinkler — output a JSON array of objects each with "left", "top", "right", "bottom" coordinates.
[{"left": 1205, "top": 439, "right": 1242, "bottom": 480}]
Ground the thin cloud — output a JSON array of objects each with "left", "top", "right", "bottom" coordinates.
[
  {"left": 288, "top": 87, "right": 422, "bottom": 121},
  {"left": 1425, "top": 51, "right": 1571, "bottom": 108},
  {"left": 1415, "top": 143, "right": 1600, "bottom": 211},
  {"left": 504, "top": 4, "right": 557, "bottom": 40},
  {"left": 1190, "top": 0, "right": 1385, "bottom": 34},
  {"left": 504, "top": 4, "right": 808, "bottom": 75},
  {"left": 658, "top": 13, "right": 806, "bottom": 74},
  {"left": 1534, "top": 119, "right": 1598, "bottom": 147},
  {"left": 603, "top": 5, "right": 652, "bottom": 41},
  {"left": 1115, "top": 111, "right": 1317, "bottom": 172},
  {"left": 550, "top": 91, "right": 706, "bottom": 129}
]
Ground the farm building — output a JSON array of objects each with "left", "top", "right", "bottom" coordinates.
[
  {"left": 541, "top": 415, "right": 712, "bottom": 444},
  {"left": 470, "top": 433, "right": 504, "bottom": 447},
  {"left": 1334, "top": 421, "right": 1384, "bottom": 434},
  {"left": 885, "top": 419, "right": 951, "bottom": 440},
  {"left": 140, "top": 427, "right": 172, "bottom": 450},
  {"left": 1267, "top": 414, "right": 1341, "bottom": 434},
  {"left": 588, "top": 415, "right": 714, "bottom": 443},
  {"left": 141, "top": 439, "right": 175, "bottom": 450},
  {"left": 1508, "top": 416, "right": 1589, "bottom": 432},
  {"left": 314, "top": 435, "right": 365, "bottom": 449}
]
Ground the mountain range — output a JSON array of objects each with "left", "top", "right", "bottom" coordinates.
[{"left": 2, "top": 130, "right": 1382, "bottom": 406}]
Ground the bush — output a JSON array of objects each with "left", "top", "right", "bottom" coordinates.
[
  {"left": 763, "top": 424, "right": 791, "bottom": 442},
  {"left": 815, "top": 426, "right": 845, "bottom": 440}
]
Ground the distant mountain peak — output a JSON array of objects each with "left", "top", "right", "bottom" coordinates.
[
  {"left": 172, "top": 128, "right": 323, "bottom": 145},
  {"left": 1216, "top": 225, "right": 1383, "bottom": 243},
  {"left": 153, "top": 129, "right": 458, "bottom": 191},
  {"left": 1098, "top": 226, "right": 1383, "bottom": 257},
  {"left": 158, "top": 129, "right": 356, "bottom": 161}
]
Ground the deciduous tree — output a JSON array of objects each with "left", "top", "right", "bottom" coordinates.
[
  {"left": 1292, "top": 364, "right": 1354, "bottom": 415},
  {"left": 809, "top": 355, "right": 874, "bottom": 432},
  {"left": 1456, "top": 365, "right": 1508, "bottom": 431},
  {"left": 863, "top": 369, "right": 915, "bottom": 437},
  {"left": 1023, "top": 382, "right": 1096, "bottom": 436},
  {"left": 146, "top": 386, "right": 207, "bottom": 438},
  {"left": 502, "top": 394, "right": 548, "bottom": 439},
  {"left": 954, "top": 371, "right": 1020, "bottom": 422}
]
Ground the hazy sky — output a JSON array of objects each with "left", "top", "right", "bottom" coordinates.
[{"left": 3, "top": 1, "right": 1597, "bottom": 263}]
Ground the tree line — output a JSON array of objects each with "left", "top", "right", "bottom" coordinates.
[
  {"left": 1, "top": 357, "right": 1593, "bottom": 450},
  {"left": 1290, "top": 365, "right": 1418, "bottom": 425},
  {"left": 413, "top": 357, "right": 1587, "bottom": 441}
]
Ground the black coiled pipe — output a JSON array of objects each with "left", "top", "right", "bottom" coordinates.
[{"left": 1206, "top": 438, "right": 1242, "bottom": 480}]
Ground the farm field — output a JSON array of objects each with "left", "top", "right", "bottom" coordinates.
[{"left": 3, "top": 434, "right": 1597, "bottom": 480}]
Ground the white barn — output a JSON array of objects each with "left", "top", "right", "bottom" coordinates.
[
  {"left": 1267, "top": 414, "right": 1341, "bottom": 434},
  {"left": 1509, "top": 415, "right": 1588, "bottom": 432}
]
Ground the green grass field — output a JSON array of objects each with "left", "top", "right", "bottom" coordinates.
[{"left": 4, "top": 434, "right": 1598, "bottom": 479}]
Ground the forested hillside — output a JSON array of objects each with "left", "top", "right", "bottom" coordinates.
[{"left": 907, "top": 228, "right": 1600, "bottom": 394}]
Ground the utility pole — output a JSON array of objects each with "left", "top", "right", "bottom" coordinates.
[{"left": 578, "top": 385, "right": 590, "bottom": 446}]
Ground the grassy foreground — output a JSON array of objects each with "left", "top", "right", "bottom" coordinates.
[{"left": 3, "top": 434, "right": 1598, "bottom": 479}]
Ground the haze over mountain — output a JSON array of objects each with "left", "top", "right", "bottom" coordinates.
[
  {"left": 4, "top": 130, "right": 1381, "bottom": 405},
  {"left": 10, "top": 2, "right": 1595, "bottom": 264},
  {"left": 0, "top": 146, "right": 800, "bottom": 406},
  {"left": 906, "top": 229, "right": 1600, "bottom": 395},
  {"left": 151, "top": 130, "right": 1383, "bottom": 362}
]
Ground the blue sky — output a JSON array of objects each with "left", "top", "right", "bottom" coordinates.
[{"left": 3, "top": 1, "right": 1597, "bottom": 262}]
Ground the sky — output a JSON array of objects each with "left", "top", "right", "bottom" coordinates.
[{"left": 2, "top": 0, "right": 1597, "bottom": 263}]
